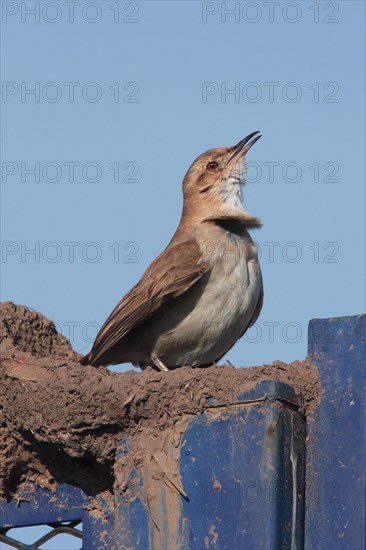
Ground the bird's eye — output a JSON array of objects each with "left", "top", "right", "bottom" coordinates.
[{"left": 206, "top": 161, "right": 219, "bottom": 171}]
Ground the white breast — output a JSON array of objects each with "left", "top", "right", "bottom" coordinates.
[{"left": 152, "top": 234, "right": 263, "bottom": 367}]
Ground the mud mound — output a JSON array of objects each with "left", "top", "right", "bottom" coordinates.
[
  {"left": 0, "top": 301, "right": 320, "bottom": 534},
  {"left": 0, "top": 301, "right": 77, "bottom": 361}
]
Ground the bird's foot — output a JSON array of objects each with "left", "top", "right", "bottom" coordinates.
[{"left": 151, "top": 355, "right": 169, "bottom": 372}]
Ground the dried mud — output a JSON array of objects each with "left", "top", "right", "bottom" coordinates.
[{"left": 0, "top": 302, "right": 321, "bottom": 540}]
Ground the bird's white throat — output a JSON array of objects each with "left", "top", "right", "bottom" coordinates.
[{"left": 215, "top": 174, "right": 247, "bottom": 214}]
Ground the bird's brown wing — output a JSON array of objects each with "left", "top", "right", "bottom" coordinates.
[{"left": 85, "top": 238, "right": 210, "bottom": 365}]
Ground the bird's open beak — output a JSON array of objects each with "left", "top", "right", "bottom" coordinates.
[{"left": 226, "top": 131, "right": 262, "bottom": 166}]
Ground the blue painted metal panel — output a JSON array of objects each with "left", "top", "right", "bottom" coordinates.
[
  {"left": 81, "top": 494, "right": 114, "bottom": 550},
  {"left": 114, "top": 467, "right": 150, "bottom": 550},
  {"left": 180, "top": 394, "right": 305, "bottom": 549},
  {"left": 111, "top": 382, "right": 305, "bottom": 549},
  {"left": 306, "top": 314, "right": 366, "bottom": 549},
  {"left": 0, "top": 484, "right": 86, "bottom": 527},
  {"left": 0, "top": 484, "right": 113, "bottom": 549}
]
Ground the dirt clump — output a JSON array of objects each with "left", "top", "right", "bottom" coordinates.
[{"left": 0, "top": 301, "right": 77, "bottom": 362}]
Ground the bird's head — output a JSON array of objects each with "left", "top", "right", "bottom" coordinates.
[{"left": 181, "top": 131, "right": 262, "bottom": 225}]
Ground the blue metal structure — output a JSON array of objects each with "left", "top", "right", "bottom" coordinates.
[
  {"left": 0, "top": 315, "right": 365, "bottom": 549},
  {"left": 0, "top": 484, "right": 113, "bottom": 549},
  {"left": 115, "top": 380, "right": 305, "bottom": 550},
  {"left": 305, "top": 315, "right": 365, "bottom": 549}
]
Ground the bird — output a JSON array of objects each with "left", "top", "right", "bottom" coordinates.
[{"left": 80, "top": 131, "right": 263, "bottom": 371}]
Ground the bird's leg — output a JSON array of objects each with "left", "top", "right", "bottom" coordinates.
[{"left": 150, "top": 355, "right": 169, "bottom": 372}]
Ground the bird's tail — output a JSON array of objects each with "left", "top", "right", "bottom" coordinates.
[{"left": 79, "top": 352, "right": 90, "bottom": 365}]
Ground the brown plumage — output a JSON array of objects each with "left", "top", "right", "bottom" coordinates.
[{"left": 80, "top": 132, "right": 263, "bottom": 370}]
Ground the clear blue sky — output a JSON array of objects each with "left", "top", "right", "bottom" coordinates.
[
  {"left": 0, "top": 1, "right": 365, "bottom": 547},
  {"left": 1, "top": 1, "right": 365, "bottom": 376}
]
